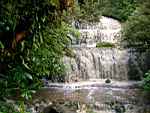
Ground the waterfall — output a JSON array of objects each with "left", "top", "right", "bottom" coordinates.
[
  {"left": 64, "top": 16, "right": 146, "bottom": 82},
  {"left": 30, "top": 17, "right": 150, "bottom": 113}
]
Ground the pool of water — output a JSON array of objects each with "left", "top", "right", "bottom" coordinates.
[{"left": 30, "top": 83, "right": 150, "bottom": 113}]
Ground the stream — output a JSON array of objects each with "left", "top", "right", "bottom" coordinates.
[{"left": 29, "top": 16, "right": 150, "bottom": 113}]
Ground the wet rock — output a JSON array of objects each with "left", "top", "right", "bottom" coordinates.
[
  {"left": 105, "top": 79, "right": 111, "bottom": 83},
  {"left": 43, "top": 106, "right": 59, "bottom": 113}
]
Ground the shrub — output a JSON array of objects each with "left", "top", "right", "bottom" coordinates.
[
  {"left": 96, "top": 42, "right": 116, "bottom": 48},
  {"left": 143, "top": 70, "right": 150, "bottom": 91}
]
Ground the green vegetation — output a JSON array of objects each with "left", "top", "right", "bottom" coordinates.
[
  {"left": 124, "top": 0, "right": 150, "bottom": 91},
  {"left": 143, "top": 71, "right": 150, "bottom": 91},
  {"left": 123, "top": 0, "right": 150, "bottom": 49},
  {"left": 75, "top": 0, "right": 102, "bottom": 22},
  {"left": 0, "top": 0, "right": 150, "bottom": 112},
  {"left": 64, "top": 48, "right": 76, "bottom": 58},
  {"left": 76, "top": 0, "right": 137, "bottom": 22},
  {"left": 96, "top": 42, "right": 116, "bottom": 48},
  {"left": 101, "top": 0, "right": 137, "bottom": 22},
  {"left": 0, "top": 0, "right": 76, "bottom": 112},
  {"left": 0, "top": 101, "right": 17, "bottom": 113},
  {"left": 123, "top": 0, "right": 150, "bottom": 90}
]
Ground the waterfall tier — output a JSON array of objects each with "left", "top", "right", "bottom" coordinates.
[
  {"left": 64, "top": 16, "right": 147, "bottom": 82},
  {"left": 72, "top": 16, "right": 121, "bottom": 46}
]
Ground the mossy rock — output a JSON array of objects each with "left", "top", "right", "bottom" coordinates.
[{"left": 96, "top": 42, "right": 116, "bottom": 48}]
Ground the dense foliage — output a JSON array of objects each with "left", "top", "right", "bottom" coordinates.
[
  {"left": 123, "top": 0, "right": 150, "bottom": 91},
  {"left": 75, "top": 0, "right": 102, "bottom": 22},
  {"left": 76, "top": 0, "right": 137, "bottom": 22},
  {"left": 101, "top": 0, "right": 137, "bottom": 22},
  {"left": 123, "top": 0, "right": 150, "bottom": 49},
  {"left": 0, "top": 0, "right": 77, "bottom": 112}
]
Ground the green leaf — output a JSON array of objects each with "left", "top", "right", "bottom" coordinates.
[
  {"left": 0, "top": 41, "right": 4, "bottom": 49},
  {"left": 25, "top": 73, "right": 33, "bottom": 80},
  {"left": 22, "top": 59, "right": 31, "bottom": 70},
  {"left": 50, "top": 0, "right": 59, "bottom": 7}
]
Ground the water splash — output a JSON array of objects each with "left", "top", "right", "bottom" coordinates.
[{"left": 64, "top": 16, "right": 145, "bottom": 82}]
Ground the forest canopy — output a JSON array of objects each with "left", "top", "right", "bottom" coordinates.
[{"left": 0, "top": 0, "right": 150, "bottom": 112}]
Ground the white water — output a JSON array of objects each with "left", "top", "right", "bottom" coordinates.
[
  {"left": 64, "top": 16, "right": 144, "bottom": 82},
  {"left": 30, "top": 17, "right": 150, "bottom": 113}
]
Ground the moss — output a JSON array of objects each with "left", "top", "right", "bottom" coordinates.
[
  {"left": 64, "top": 48, "right": 75, "bottom": 58},
  {"left": 96, "top": 42, "right": 116, "bottom": 48}
]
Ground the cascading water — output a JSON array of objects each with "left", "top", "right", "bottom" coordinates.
[
  {"left": 29, "top": 16, "right": 150, "bottom": 113},
  {"left": 64, "top": 16, "right": 145, "bottom": 82}
]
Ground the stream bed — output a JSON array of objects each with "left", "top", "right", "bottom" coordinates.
[{"left": 30, "top": 81, "right": 150, "bottom": 113}]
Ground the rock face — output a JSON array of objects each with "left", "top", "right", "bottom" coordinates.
[{"left": 64, "top": 16, "right": 147, "bottom": 82}]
